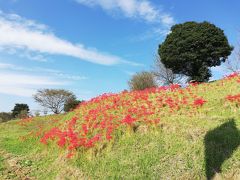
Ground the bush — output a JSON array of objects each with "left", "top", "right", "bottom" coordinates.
[
  {"left": 0, "top": 112, "right": 13, "bottom": 123},
  {"left": 17, "top": 110, "right": 29, "bottom": 119},
  {"left": 12, "top": 104, "right": 30, "bottom": 118},
  {"left": 128, "top": 71, "right": 157, "bottom": 91}
]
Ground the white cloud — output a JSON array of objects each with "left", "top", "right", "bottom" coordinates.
[
  {"left": 0, "top": 63, "right": 14, "bottom": 69},
  {"left": 0, "top": 11, "right": 138, "bottom": 65},
  {"left": 0, "top": 86, "right": 36, "bottom": 97},
  {"left": 0, "top": 73, "right": 63, "bottom": 86},
  {"left": 76, "top": 0, "right": 175, "bottom": 26},
  {"left": 130, "top": 27, "right": 170, "bottom": 42},
  {"left": 123, "top": 70, "right": 135, "bottom": 76},
  {"left": 0, "top": 62, "right": 88, "bottom": 81},
  {"left": 54, "top": 73, "right": 88, "bottom": 81},
  {"left": 0, "top": 72, "right": 66, "bottom": 97},
  {"left": 75, "top": 0, "right": 175, "bottom": 41},
  {"left": 19, "top": 50, "right": 48, "bottom": 62}
]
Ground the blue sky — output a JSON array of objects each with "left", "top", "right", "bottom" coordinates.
[{"left": 0, "top": 0, "right": 239, "bottom": 113}]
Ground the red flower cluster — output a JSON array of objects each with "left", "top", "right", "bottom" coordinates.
[
  {"left": 226, "top": 94, "right": 240, "bottom": 104},
  {"left": 36, "top": 83, "right": 212, "bottom": 158},
  {"left": 121, "top": 115, "right": 136, "bottom": 125},
  {"left": 18, "top": 117, "right": 33, "bottom": 126},
  {"left": 193, "top": 98, "right": 207, "bottom": 107},
  {"left": 225, "top": 72, "right": 239, "bottom": 79},
  {"left": 16, "top": 72, "right": 240, "bottom": 159}
]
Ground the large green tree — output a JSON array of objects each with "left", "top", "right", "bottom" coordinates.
[{"left": 158, "top": 21, "right": 233, "bottom": 82}]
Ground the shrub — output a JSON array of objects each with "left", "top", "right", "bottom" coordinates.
[
  {"left": 12, "top": 104, "right": 30, "bottom": 118},
  {"left": 0, "top": 112, "right": 13, "bottom": 123},
  {"left": 17, "top": 110, "right": 29, "bottom": 119},
  {"left": 128, "top": 71, "right": 157, "bottom": 91}
]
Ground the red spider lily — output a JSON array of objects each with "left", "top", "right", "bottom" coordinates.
[
  {"left": 121, "top": 115, "right": 136, "bottom": 125},
  {"left": 24, "top": 74, "right": 240, "bottom": 159},
  {"left": 85, "top": 134, "right": 102, "bottom": 148},
  {"left": 225, "top": 72, "right": 239, "bottom": 79},
  {"left": 193, "top": 98, "right": 207, "bottom": 107},
  {"left": 82, "top": 124, "right": 88, "bottom": 134},
  {"left": 168, "top": 84, "right": 181, "bottom": 91},
  {"left": 57, "top": 136, "right": 67, "bottom": 147},
  {"left": 226, "top": 94, "right": 240, "bottom": 103},
  {"left": 18, "top": 117, "right": 33, "bottom": 126},
  {"left": 189, "top": 82, "right": 200, "bottom": 87},
  {"left": 66, "top": 152, "right": 75, "bottom": 159},
  {"left": 68, "top": 117, "right": 78, "bottom": 129}
]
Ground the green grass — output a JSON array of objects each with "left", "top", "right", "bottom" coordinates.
[
  {"left": 73, "top": 117, "right": 240, "bottom": 179},
  {"left": 0, "top": 156, "right": 4, "bottom": 173},
  {"left": 0, "top": 78, "right": 240, "bottom": 179}
]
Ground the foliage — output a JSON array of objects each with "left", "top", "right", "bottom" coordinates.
[
  {"left": 159, "top": 21, "right": 233, "bottom": 82},
  {"left": 18, "top": 110, "right": 29, "bottom": 119},
  {"left": 128, "top": 71, "right": 157, "bottom": 91},
  {"left": 64, "top": 98, "right": 82, "bottom": 112},
  {"left": 11, "top": 104, "right": 29, "bottom": 118},
  {"left": 33, "top": 89, "right": 76, "bottom": 114}
]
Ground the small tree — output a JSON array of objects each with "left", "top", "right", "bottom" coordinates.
[
  {"left": 64, "top": 98, "right": 82, "bottom": 112},
  {"left": 33, "top": 89, "right": 76, "bottom": 114},
  {"left": 153, "top": 55, "right": 186, "bottom": 85},
  {"left": 128, "top": 71, "right": 157, "bottom": 91},
  {"left": 12, "top": 104, "right": 30, "bottom": 118},
  {"left": 159, "top": 21, "right": 233, "bottom": 82}
]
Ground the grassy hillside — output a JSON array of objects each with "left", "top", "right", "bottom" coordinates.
[{"left": 0, "top": 73, "right": 240, "bottom": 179}]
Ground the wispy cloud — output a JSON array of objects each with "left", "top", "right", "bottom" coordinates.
[
  {"left": 0, "top": 62, "right": 88, "bottom": 81},
  {"left": 130, "top": 27, "right": 170, "bottom": 42},
  {"left": 123, "top": 70, "right": 135, "bottom": 76},
  {"left": 0, "top": 72, "right": 66, "bottom": 97},
  {"left": 76, "top": 0, "right": 175, "bottom": 38},
  {"left": 0, "top": 62, "right": 89, "bottom": 97},
  {"left": 76, "top": 0, "right": 174, "bottom": 25},
  {"left": 0, "top": 11, "right": 138, "bottom": 65},
  {"left": 0, "top": 73, "right": 63, "bottom": 86}
]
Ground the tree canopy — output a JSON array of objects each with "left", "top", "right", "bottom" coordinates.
[{"left": 158, "top": 21, "right": 233, "bottom": 82}]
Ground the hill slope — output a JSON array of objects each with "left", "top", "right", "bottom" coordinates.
[{"left": 0, "top": 73, "right": 240, "bottom": 179}]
